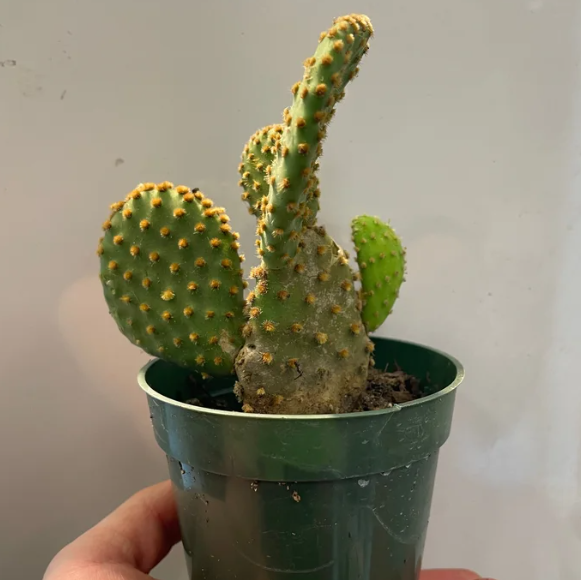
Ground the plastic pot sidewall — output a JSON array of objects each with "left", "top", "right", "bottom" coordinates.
[{"left": 139, "top": 337, "right": 464, "bottom": 580}]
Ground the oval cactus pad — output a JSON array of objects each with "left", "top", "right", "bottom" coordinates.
[
  {"left": 97, "top": 183, "right": 246, "bottom": 376},
  {"left": 351, "top": 215, "right": 406, "bottom": 332}
]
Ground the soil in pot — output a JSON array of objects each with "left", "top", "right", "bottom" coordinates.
[{"left": 183, "top": 364, "right": 423, "bottom": 414}]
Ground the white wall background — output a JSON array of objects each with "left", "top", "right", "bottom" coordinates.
[{"left": 1, "top": 1, "right": 580, "bottom": 578}]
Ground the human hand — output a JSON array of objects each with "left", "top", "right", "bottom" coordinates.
[{"left": 44, "top": 480, "right": 493, "bottom": 579}]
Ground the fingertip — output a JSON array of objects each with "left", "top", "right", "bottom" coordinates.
[{"left": 130, "top": 479, "right": 175, "bottom": 514}]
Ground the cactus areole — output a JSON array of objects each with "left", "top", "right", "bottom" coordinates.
[{"left": 98, "top": 14, "right": 408, "bottom": 415}]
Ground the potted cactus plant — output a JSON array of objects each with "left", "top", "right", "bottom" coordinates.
[{"left": 97, "top": 13, "right": 463, "bottom": 580}]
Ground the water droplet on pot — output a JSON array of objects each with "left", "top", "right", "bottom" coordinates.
[{"left": 358, "top": 479, "right": 369, "bottom": 487}]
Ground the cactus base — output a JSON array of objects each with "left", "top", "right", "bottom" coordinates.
[{"left": 139, "top": 336, "right": 464, "bottom": 580}]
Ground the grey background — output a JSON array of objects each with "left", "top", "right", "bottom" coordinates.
[{"left": 1, "top": 1, "right": 580, "bottom": 579}]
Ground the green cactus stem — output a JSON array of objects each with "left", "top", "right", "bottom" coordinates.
[
  {"left": 351, "top": 215, "right": 406, "bottom": 332},
  {"left": 97, "top": 182, "right": 246, "bottom": 376},
  {"left": 255, "top": 14, "right": 374, "bottom": 269},
  {"left": 232, "top": 15, "right": 377, "bottom": 414},
  {"left": 229, "top": 15, "right": 373, "bottom": 414}
]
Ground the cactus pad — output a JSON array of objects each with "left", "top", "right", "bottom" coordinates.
[
  {"left": 238, "top": 124, "right": 284, "bottom": 217},
  {"left": 351, "top": 215, "right": 406, "bottom": 332},
  {"left": 235, "top": 228, "right": 370, "bottom": 414},
  {"left": 256, "top": 14, "right": 374, "bottom": 269},
  {"left": 97, "top": 183, "right": 246, "bottom": 376}
]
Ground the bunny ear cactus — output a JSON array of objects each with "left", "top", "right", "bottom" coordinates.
[{"left": 97, "top": 13, "right": 407, "bottom": 414}]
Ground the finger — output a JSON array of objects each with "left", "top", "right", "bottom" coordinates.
[
  {"left": 46, "top": 561, "right": 154, "bottom": 580},
  {"left": 421, "top": 570, "right": 482, "bottom": 580},
  {"left": 53, "top": 480, "right": 181, "bottom": 574}
]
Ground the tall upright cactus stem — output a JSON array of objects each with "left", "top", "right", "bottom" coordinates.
[
  {"left": 257, "top": 14, "right": 374, "bottom": 269},
  {"left": 233, "top": 15, "right": 375, "bottom": 413}
]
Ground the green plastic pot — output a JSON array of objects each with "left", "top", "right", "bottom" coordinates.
[{"left": 139, "top": 336, "right": 464, "bottom": 580}]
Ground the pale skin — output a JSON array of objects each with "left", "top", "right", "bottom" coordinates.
[{"left": 43, "top": 481, "right": 495, "bottom": 580}]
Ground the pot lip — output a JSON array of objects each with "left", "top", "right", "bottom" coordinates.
[{"left": 138, "top": 336, "right": 464, "bottom": 421}]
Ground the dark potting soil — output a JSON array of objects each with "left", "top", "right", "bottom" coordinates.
[
  {"left": 353, "top": 367, "right": 422, "bottom": 411},
  {"left": 184, "top": 366, "right": 422, "bottom": 413}
]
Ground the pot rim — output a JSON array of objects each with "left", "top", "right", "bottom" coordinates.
[{"left": 138, "top": 335, "right": 464, "bottom": 421}]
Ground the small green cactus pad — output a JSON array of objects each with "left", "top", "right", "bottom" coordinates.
[
  {"left": 351, "top": 215, "right": 406, "bottom": 332},
  {"left": 238, "top": 124, "right": 284, "bottom": 217},
  {"left": 97, "top": 182, "right": 246, "bottom": 376}
]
